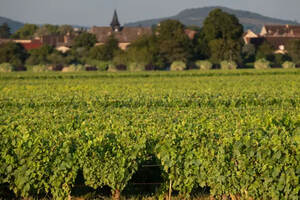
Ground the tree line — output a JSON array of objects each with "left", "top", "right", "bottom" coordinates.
[
  {"left": 1, "top": 8, "right": 300, "bottom": 72},
  {"left": 0, "top": 23, "right": 75, "bottom": 39}
]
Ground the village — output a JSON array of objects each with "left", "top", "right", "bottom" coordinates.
[
  {"left": 0, "top": 9, "right": 300, "bottom": 71},
  {"left": 0, "top": 10, "right": 197, "bottom": 52}
]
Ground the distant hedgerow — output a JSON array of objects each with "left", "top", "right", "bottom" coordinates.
[
  {"left": 220, "top": 60, "right": 237, "bottom": 70},
  {"left": 170, "top": 61, "right": 186, "bottom": 71},
  {"left": 254, "top": 59, "right": 271, "bottom": 69},
  {"left": 0, "top": 63, "right": 14, "bottom": 72},
  {"left": 282, "top": 61, "right": 296, "bottom": 69},
  {"left": 195, "top": 60, "right": 213, "bottom": 70}
]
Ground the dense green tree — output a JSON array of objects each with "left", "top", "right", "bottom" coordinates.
[
  {"left": 126, "top": 35, "right": 163, "bottom": 68},
  {"left": 89, "top": 46, "right": 111, "bottom": 61},
  {"left": 112, "top": 35, "right": 164, "bottom": 70},
  {"left": 11, "top": 24, "right": 38, "bottom": 39},
  {"left": 0, "top": 23, "right": 11, "bottom": 38},
  {"left": 256, "top": 41, "right": 274, "bottom": 61},
  {"left": 26, "top": 45, "right": 54, "bottom": 65},
  {"left": 209, "top": 38, "right": 242, "bottom": 64},
  {"left": 63, "top": 54, "right": 77, "bottom": 65},
  {"left": 73, "top": 32, "right": 97, "bottom": 49},
  {"left": 89, "top": 36, "right": 119, "bottom": 61},
  {"left": 112, "top": 50, "right": 129, "bottom": 67},
  {"left": 47, "top": 53, "right": 66, "bottom": 68},
  {"left": 35, "top": 24, "right": 59, "bottom": 37},
  {"left": 133, "top": 35, "right": 162, "bottom": 66},
  {"left": 156, "top": 19, "right": 193, "bottom": 65},
  {"left": 203, "top": 9, "right": 243, "bottom": 41},
  {"left": 26, "top": 44, "right": 67, "bottom": 67},
  {"left": 193, "top": 30, "right": 209, "bottom": 60},
  {"left": 286, "top": 39, "right": 300, "bottom": 64},
  {"left": 58, "top": 25, "right": 74, "bottom": 35},
  {"left": 0, "top": 42, "right": 28, "bottom": 67},
  {"left": 71, "top": 32, "right": 97, "bottom": 63},
  {"left": 105, "top": 35, "right": 120, "bottom": 50},
  {"left": 201, "top": 9, "right": 244, "bottom": 63},
  {"left": 273, "top": 53, "right": 291, "bottom": 66},
  {"left": 70, "top": 47, "right": 90, "bottom": 62},
  {"left": 242, "top": 44, "right": 256, "bottom": 63}
]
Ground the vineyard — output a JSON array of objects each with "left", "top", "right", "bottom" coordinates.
[{"left": 0, "top": 69, "right": 299, "bottom": 200}]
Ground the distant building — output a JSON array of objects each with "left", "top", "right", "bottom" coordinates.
[
  {"left": 90, "top": 10, "right": 197, "bottom": 50},
  {"left": 260, "top": 25, "right": 300, "bottom": 37},
  {"left": 0, "top": 39, "right": 43, "bottom": 50},
  {"left": 244, "top": 25, "right": 300, "bottom": 54},
  {"left": 90, "top": 10, "right": 152, "bottom": 50},
  {"left": 38, "top": 32, "right": 75, "bottom": 48},
  {"left": 243, "top": 30, "right": 258, "bottom": 44},
  {"left": 17, "top": 39, "right": 43, "bottom": 51},
  {"left": 56, "top": 46, "right": 70, "bottom": 53},
  {"left": 184, "top": 29, "right": 197, "bottom": 40},
  {"left": 0, "top": 30, "right": 77, "bottom": 52}
]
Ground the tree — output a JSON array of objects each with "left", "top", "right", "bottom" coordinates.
[
  {"left": 203, "top": 9, "right": 243, "bottom": 41},
  {"left": 201, "top": 9, "right": 244, "bottom": 63},
  {"left": 273, "top": 53, "right": 291, "bottom": 66},
  {"left": 89, "top": 35, "right": 119, "bottom": 61},
  {"left": 26, "top": 45, "right": 54, "bottom": 65},
  {"left": 71, "top": 32, "right": 97, "bottom": 61},
  {"left": 0, "top": 42, "right": 28, "bottom": 67},
  {"left": 193, "top": 30, "right": 210, "bottom": 60},
  {"left": 58, "top": 25, "right": 74, "bottom": 35},
  {"left": 286, "top": 39, "right": 300, "bottom": 64},
  {"left": 0, "top": 23, "right": 11, "bottom": 38},
  {"left": 209, "top": 38, "right": 242, "bottom": 64},
  {"left": 47, "top": 53, "right": 66, "bottom": 69},
  {"left": 156, "top": 20, "right": 193, "bottom": 65},
  {"left": 35, "top": 24, "right": 59, "bottom": 37},
  {"left": 112, "top": 35, "right": 164, "bottom": 70},
  {"left": 242, "top": 44, "right": 256, "bottom": 63},
  {"left": 73, "top": 32, "right": 97, "bottom": 49},
  {"left": 26, "top": 44, "right": 67, "bottom": 68},
  {"left": 256, "top": 41, "right": 274, "bottom": 61},
  {"left": 128, "top": 35, "right": 163, "bottom": 69},
  {"left": 11, "top": 24, "right": 38, "bottom": 39}
]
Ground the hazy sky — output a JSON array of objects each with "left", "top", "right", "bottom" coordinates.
[{"left": 0, "top": 0, "right": 300, "bottom": 26}]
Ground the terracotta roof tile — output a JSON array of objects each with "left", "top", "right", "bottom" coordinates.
[
  {"left": 20, "top": 40, "right": 43, "bottom": 50},
  {"left": 184, "top": 29, "right": 197, "bottom": 39},
  {"left": 91, "top": 26, "right": 152, "bottom": 43},
  {"left": 263, "top": 25, "right": 300, "bottom": 37}
]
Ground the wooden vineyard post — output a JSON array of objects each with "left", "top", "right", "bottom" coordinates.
[
  {"left": 168, "top": 180, "right": 172, "bottom": 200},
  {"left": 113, "top": 189, "right": 121, "bottom": 200}
]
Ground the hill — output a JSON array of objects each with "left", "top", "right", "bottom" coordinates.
[
  {"left": 0, "top": 16, "right": 24, "bottom": 33},
  {"left": 125, "top": 6, "right": 299, "bottom": 33}
]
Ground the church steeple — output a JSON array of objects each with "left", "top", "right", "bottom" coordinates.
[{"left": 110, "top": 10, "right": 121, "bottom": 32}]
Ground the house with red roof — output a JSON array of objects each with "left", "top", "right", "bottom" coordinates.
[{"left": 15, "top": 39, "right": 43, "bottom": 51}]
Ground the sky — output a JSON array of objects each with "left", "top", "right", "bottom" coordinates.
[{"left": 0, "top": 0, "right": 300, "bottom": 26}]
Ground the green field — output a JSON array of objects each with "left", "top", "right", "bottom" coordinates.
[{"left": 0, "top": 69, "right": 299, "bottom": 200}]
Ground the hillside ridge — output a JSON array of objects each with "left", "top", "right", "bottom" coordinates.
[{"left": 125, "top": 6, "right": 299, "bottom": 32}]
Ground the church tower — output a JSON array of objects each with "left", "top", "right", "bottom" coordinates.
[{"left": 110, "top": 10, "right": 121, "bottom": 32}]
